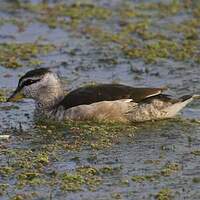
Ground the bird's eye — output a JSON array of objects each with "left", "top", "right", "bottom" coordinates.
[
  {"left": 23, "top": 79, "right": 39, "bottom": 86},
  {"left": 19, "top": 78, "right": 40, "bottom": 89},
  {"left": 25, "top": 79, "right": 33, "bottom": 85}
]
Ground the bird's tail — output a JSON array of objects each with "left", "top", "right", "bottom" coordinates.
[
  {"left": 179, "top": 94, "right": 200, "bottom": 102},
  {"left": 192, "top": 94, "right": 200, "bottom": 100}
]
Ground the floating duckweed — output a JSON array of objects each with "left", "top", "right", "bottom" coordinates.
[
  {"left": 144, "top": 160, "right": 161, "bottom": 165},
  {"left": 0, "top": 89, "right": 6, "bottom": 102},
  {"left": 160, "top": 163, "right": 181, "bottom": 176},
  {"left": 29, "top": 59, "right": 43, "bottom": 66},
  {"left": 21, "top": 3, "right": 111, "bottom": 29},
  {"left": 100, "top": 166, "right": 122, "bottom": 175},
  {"left": 0, "top": 166, "right": 14, "bottom": 176},
  {"left": 25, "top": 3, "right": 111, "bottom": 20},
  {"left": 17, "top": 172, "right": 45, "bottom": 188},
  {"left": 0, "top": 1, "right": 198, "bottom": 64},
  {"left": 136, "top": 1, "right": 181, "bottom": 16},
  {"left": 191, "top": 150, "right": 200, "bottom": 156},
  {"left": 59, "top": 167, "right": 102, "bottom": 192},
  {"left": 0, "top": 43, "right": 55, "bottom": 68},
  {"left": 193, "top": 5, "right": 200, "bottom": 17},
  {"left": 123, "top": 38, "right": 200, "bottom": 63},
  {"left": 131, "top": 174, "right": 159, "bottom": 182},
  {"left": 155, "top": 188, "right": 173, "bottom": 200},
  {"left": 0, "top": 184, "right": 9, "bottom": 196},
  {"left": 192, "top": 177, "right": 200, "bottom": 183},
  {"left": 117, "top": 7, "right": 138, "bottom": 18},
  {"left": 77, "top": 166, "right": 102, "bottom": 186},
  {"left": 170, "top": 18, "right": 200, "bottom": 40},
  {"left": 131, "top": 162, "right": 181, "bottom": 183},
  {"left": 77, "top": 166, "right": 99, "bottom": 176},
  {"left": 0, "top": 18, "right": 26, "bottom": 31},
  {"left": 0, "top": 120, "right": 135, "bottom": 196},
  {"left": 55, "top": 120, "right": 137, "bottom": 150},
  {"left": 60, "top": 173, "right": 85, "bottom": 191},
  {"left": 121, "top": 20, "right": 150, "bottom": 35},
  {"left": 111, "top": 192, "right": 123, "bottom": 199},
  {"left": 83, "top": 26, "right": 136, "bottom": 46},
  {"left": 10, "top": 195, "right": 24, "bottom": 200},
  {"left": 34, "top": 152, "right": 49, "bottom": 165}
]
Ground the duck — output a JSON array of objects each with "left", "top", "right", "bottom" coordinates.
[{"left": 6, "top": 68, "right": 199, "bottom": 123}]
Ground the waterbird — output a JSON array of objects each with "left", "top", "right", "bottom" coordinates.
[{"left": 7, "top": 68, "right": 199, "bottom": 123}]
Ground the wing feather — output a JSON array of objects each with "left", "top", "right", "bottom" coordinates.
[{"left": 58, "top": 84, "right": 167, "bottom": 109}]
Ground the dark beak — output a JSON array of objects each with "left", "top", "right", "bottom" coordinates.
[{"left": 7, "top": 87, "right": 24, "bottom": 102}]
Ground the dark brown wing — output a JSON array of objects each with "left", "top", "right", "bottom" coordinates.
[{"left": 59, "top": 84, "right": 167, "bottom": 109}]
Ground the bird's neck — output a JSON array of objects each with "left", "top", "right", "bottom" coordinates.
[{"left": 35, "top": 84, "right": 64, "bottom": 111}]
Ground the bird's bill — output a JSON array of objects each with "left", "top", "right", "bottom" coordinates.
[{"left": 7, "top": 88, "right": 24, "bottom": 102}]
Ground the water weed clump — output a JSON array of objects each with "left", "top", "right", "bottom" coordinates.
[
  {"left": 0, "top": 89, "right": 6, "bottom": 102},
  {"left": 0, "top": 1, "right": 199, "bottom": 65},
  {"left": 131, "top": 162, "right": 181, "bottom": 182},
  {"left": 0, "top": 43, "right": 55, "bottom": 68},
  {"left": 155, "top": 188, "right": 173, "bottom": 200}
]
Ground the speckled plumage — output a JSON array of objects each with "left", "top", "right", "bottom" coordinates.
[
  {"left": 7, "top": 68, "right": 197, "bottom": 123},
  {"left": 37, "top": 95, "right": 194, "bottom": 122}
]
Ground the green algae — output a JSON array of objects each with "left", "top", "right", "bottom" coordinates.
[
  {"left": 123, "top": 38, "right": 200, "bottom": 63},
  {"left": 0, "top": 1, "right": 199, "bottom": 65},
  {"left": 136, "top": 1, "right": 182, "bottom": 17},
  {"left": 58, "top": 166, "right": 106, "bottom": 192},
  {"left": 80, "top": 2, "right": 200, "bottom": 64},
  {"left": 23, "top": 3, "right": 111, "bottom": 20},
  {"left": 60, "top": 173, "right": 85, "bottom": 191},
  {"left": 99, "top": 166, "right": 122, "bottom": 175},
  {"left": 17, "top": 172, "right": 45, "bottom": 188},
  {"left": 0, "top": 18, "right": 26, "bottom": 31},
  {"left": 191, "top": 150, "right": 200, "bottom": 156},
  {"left": 0, "top": 183, "right": 9, "bottom": 196},
  {"left": 0, "top": 120, "right": 134, "bottom": 198},
  {"left": 0, "top": 43, "right": 55, "bottom": 68},
  {"left": 0, "top": 117, "right": 198, "bottom": 199},
  {"left": 193, "top": 177, "right": 200, "bottom": 184},
  {"left": 0, "top": 89, "right": 6, "bottom": 102},
  {"left": 132, "top": 162, "right": 181, "bottom": 183},
  {"left": 76, "top": 166, "right": 102, "bottom": 190},
  {"left": 131, "top": 174, "right": 159, "bottom": 182},
  {"left": 10, "top": 193, "right": 38, "bottom": 200},
  {"left": 20, "top": 3, "right": 111, "bottom": 29},
  {"left": 170, "top": 18, "right": 200, "bottom": 40},
  {"left": 36, "top": 119, "right": 136, "bottom": 150},
  {"left": 83, "top": 18, "right": 200, "bottom": 64},
  {"left": 0, "top": 166, "right": 14, "bottom": 176},
  {"left": 144, "top": 160, "right": 161, "bottom": 165},
  {"left": 111, "top": 192, "right": 123, "bottom": 199},
  {"left": 155, "top": 188, "right": 173, "bottom": 200},
  {"left": 160, "top": 163, "right": 181, "bottom": 177}
]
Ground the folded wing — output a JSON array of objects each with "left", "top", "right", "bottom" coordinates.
[{"left": 59, "top": 84, "right": 167, "bottom": 109}]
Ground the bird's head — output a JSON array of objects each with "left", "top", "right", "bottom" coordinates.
[{"left": 7, "top": 68, "right": 61, "bottom": 102}]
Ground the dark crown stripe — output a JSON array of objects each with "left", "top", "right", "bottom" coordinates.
[
  {"left": 21, "top": 68, "right": 50, "bottom": 80},
  {"left": 18, "top": 68, "right": 50, "bottom": 88}
]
